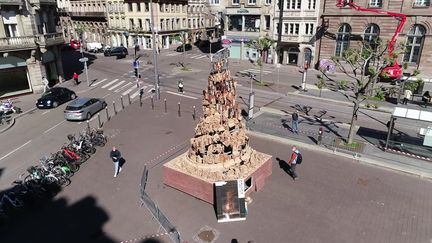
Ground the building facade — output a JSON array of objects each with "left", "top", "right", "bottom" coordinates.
[
  {"left": 187, "top": 0, "right": 216, "bottom": 43},
  {"left": 107, "top": 0, "right": 189, "bottom": 50},
  {"left": 317, "top": 0, "right": 432, "bottom": 78},
  {"left": 273, "top": 0, "right": 319, "bottom": 66},
  {"left": 222, "top": 0, "right": 273, "bottom": 60},
  {"left": 0, "top": 0, "right": 65, "bottom": 96}
]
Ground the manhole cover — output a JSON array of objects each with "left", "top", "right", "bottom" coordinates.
[{"left": 193, "top": 226, "right": 219, "bottom": 243}]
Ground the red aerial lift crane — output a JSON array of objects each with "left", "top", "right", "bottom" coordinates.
[{"left": 336, "top": 0, "right": 407, "bottom": 79}]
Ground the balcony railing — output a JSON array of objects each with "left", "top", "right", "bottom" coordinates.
[
  {"left": 36, "top": 32, "right": 65, "bottom": 46},
  {"left": 0, "top": 0, "right": 22, "bottom": 6},
  {"left": 29, "top": 0, "right": 56, "bottom": 5},
  {"left": 69, "top": 11, "right": 107, "bottom": 17},
  {"left": 0, "top": 36, "right": 36, "bottom": 51}
]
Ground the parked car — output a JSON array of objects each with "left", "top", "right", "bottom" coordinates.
[
  {"left": 176, "top": 44, "right": 192, "bottom": 52},
  {"left": 64, "top": 98, "right": 107, "bottom": 121},
  {"left": 70, "top": 39, "right": 81, "bottom": 50},
  {"left": 104, "top": 46, "right": 128, "bottom": 58},
  {"left": 36, "top": 87, "right": 77, "bottom": 109},
  {"left": 86, "top": 42, "right": 104, "bottom": 53}
]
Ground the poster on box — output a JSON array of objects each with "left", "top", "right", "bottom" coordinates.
[{"left": 215, "top": 179, "right": 247, "bottom": 223}]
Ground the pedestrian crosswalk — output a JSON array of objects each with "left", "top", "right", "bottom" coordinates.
[
  {"left": 239, "top": 68, "right": 272, "bottom": 75},
  {"left": 90, "top": 77, "right": 154, "bottom": 100},
  {"left": 164, "top": 52, "right": 208, "bottom": 60}
]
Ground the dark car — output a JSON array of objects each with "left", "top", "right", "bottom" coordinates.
[
  {"left": 104, "top": 46, "right": 128, "bottom": 58},
  {"left": 36, "top": 87, "right": 77, "bottom": 109},
  {"left": 64, "top": 97, "right": 107, "bottom": 121},
  {"left": 176, "top": 44, "right": 192, "bottom": 52}
]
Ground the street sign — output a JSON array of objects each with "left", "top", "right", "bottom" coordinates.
[
  {"left": 133, "top": 60, "right": 140, "bottom": 68},
  {"left": 79, "top": 57, "right": 88, "bottom": 62}
]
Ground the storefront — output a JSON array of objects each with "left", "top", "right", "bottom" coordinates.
[{"left": 0, "top": 56, "right": 31, "bottom": 96}]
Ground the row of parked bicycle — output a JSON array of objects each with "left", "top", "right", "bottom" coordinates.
[{"left": 0, "top": 128, "right": 107, "bottom": 224}]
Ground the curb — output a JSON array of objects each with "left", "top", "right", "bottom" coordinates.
[
  {"left": 0, "top": 107, "right": 37, "bottom": 134},
  {"left": 247, "top": 130, "right": 432, "bottom": 180}
]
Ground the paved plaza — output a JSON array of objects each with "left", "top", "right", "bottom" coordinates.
[{"left": 0, "top": 92, "right": 431, "bottom": 243}]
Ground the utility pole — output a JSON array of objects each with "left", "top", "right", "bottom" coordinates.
[{"left": 150, "top": 0, "right": 160, "bottom": 99}]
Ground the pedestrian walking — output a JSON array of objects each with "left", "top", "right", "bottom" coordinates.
[
  {"left": 178, "top": 79, "right": 184, "bottom": 93},
  {"left": 109, "top": 146, "right": 122, "bottom": 177},
  {"left": 73, "top": 72, "right": 79, "bottom": 85},
  {"left": 403, "top": 89, "right": 412, "bottom": 105},
  {"left": 291, "top": 111, "right": 299, "bottom": 134},
  {"left": 42, "top": 76, "right": 50, "bottom": 93},
  {"left": 288, "top": 146, "right": 302, "bottom": 180}
]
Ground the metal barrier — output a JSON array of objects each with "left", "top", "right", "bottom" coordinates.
[
  {"left": 326, "top": 137, "right": 364, "bottom": 159},
  {"left": 140, "top": 166, "right": 181, "bottom": 243}
]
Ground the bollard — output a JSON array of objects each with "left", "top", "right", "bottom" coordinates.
[
  {"left": 192, "top": 105, "right": 196, "bottom": 120},
  {"left": 318, "top": 127, "right": 323, "bottom": 145},
  {"left": 139, "top": 88, "right": 144, "bottom": 107},
  {"left": 178, "top": 102, "right": 181, "bottom": 117},
  {"left": 120, "top": 96, "right": 124, "bottom": 110},
  {"left": 86, "top": 120, "right": 90, "bottom": 131},
  {"left": 151, "top": 96, "right": 154, "bottom": 110},
  {"left": 128, "top": 93, "right": 131, "bottom": 105},
  {"left": 97, "top": 113, "right": 101, "bottom": 128},
  {"left": 105, "top": 107, "right": 110, "bottom": 121},
  {"left": 164, "top": 99, "right": 167, "bottom": 113},
  {"left": 113, "top": 101, "right": 117, "bottom": 115}
]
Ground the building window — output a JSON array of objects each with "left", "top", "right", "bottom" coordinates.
[
  {"left": 248, "top": 0, "right": 257, "bottom": 5},
  {"left": 369, "top": 0, "right": 382, "bottom": 7},
  {"left": 335, "top": 23, "right": 351, "bottom": 57},
  {"left": 265, "top": 15, "right": 270, "bottom": 30},
  {"left": 404, "top": 25, "right": 425, "bottom": 64},
  {"left": 276, "top": 23, "right": 279, "bottom": 34},
  {"left": 145, "top": 3, "right": 149, "bottom": 11},
  {"left": 287, "top": 0, "right": 301, "bottom": 9},
  {"left": 287, "top": 23, "right": 299, "bottom": 35},
  {"left": 209, "top": 0, "right": 220, "bottom": 5},
  {"left": 284, "top": 23, "right": 289, "bottom": 34},
  {"left": 128, "top": 3, "right": 133, "bottom": 12},
  {"left": 3, "top": 11, "right": 19, "bottom": 37},
  {"left": 244, "top": 15, "right": 260, "bottom": 32},
  {"left": 305, "top": 23, "right": 314, "bottom": 35},
  {"left": 136, "top": 3, "right": 141, "bottom": 12},
  {"left": 265, "top": 0, "right": 271, "bottom": 4},
  {"left": 228, "top": 15, "right": 242, "bottom": 31},
  {"left": 307, "top": 0, "right": 316, "bottom": 9},
  {"left": 138, "top": 18, "right": 143, "bottom": 29},
  {"left": 413, "top": 0, "right": 430, "bottom": 7},
  {"left": 129, "top": 18, "right": 134, "bottom": 29},
  {"left": 232, "top": 0, "right": 239, "bottom": 4},
  {"left": 364, "top": 24, "right": 379, "bottom": 48}
]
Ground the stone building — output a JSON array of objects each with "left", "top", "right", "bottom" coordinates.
[
  {"left": 273, "top": 0, "right": 319, "bottom": 66},
  {"left": 316, "top": 0, "right": 432, "bottom": 78},
  {"left": 187, "top": 0, "right": 216, "bottom": 43},
  {"left": 66, "top": 0, "right": 108, "bottom": 44},
  {"left": 107, "top": 0, "right": 189, "bottom": 50},
  {"left": 0, "top": 0, "right": 65, "bottom": 97}
]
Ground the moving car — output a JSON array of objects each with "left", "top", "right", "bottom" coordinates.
[
  {"left": 104, "top": 46, "right": 128, "bottom": 58},
  {"left": 64, "top": 97, "right": 107, "bottom": 121},
  {"left": 36, "top": 87, "right": 77, "bottom": 109},
  {"left": 176, "top": 44, "right": 192, "bottom": 52}
]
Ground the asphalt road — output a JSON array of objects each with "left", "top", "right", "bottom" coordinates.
[{"left": 0, "top": 47, "right": 415, "bottom": 189}]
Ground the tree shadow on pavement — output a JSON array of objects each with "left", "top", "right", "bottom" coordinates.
[{"left": 0, "top": 192, "right": 114, "bottom": 243}]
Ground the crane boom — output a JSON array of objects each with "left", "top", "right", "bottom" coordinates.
[{"left": 336, "top": 0, "right": 407, "bottom": 79}]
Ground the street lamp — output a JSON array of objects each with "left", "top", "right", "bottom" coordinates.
[
  {"left": 149, "top": 0, "right": 160, "bottom": 99},
  {"left": 123, "top": 31, "right": 129, "bottom": 47}
]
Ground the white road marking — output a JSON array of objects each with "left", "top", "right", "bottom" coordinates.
[
  {"left": 115, "top": 82, "right": 133, "bottom": 93},
  {"left": 0, "top": 140, "right": 32, "bottom": 161},
  {"left": 166, "top": 52, "right": 181, "bottom": 56},
  {"left": 43, "top": 120, "right": 66, "bottom": 134},
  {"left": 165, "top": 91, "right": 198, "bottom": 99},
  {"left": 92, "top": 78, "right": 107, "bottom": 86},
  {"left": 244, "top": 69, "right": 272, "bottom": 74},
  {"left": 42, "top": 110, "right": 50, "bottom": 115},
  {"left": 108, "top": 80, "right": 125, "bottom": 90},
  {"left": 195, "top": 55, "right": 207, "bottom": 59},
  {"left": 122, "top": 86, "right": 136, "bottom": 96},
  {"left": 102, "top": 79, "right": 118, "bottom": 88},
  {"left": 189, "top": 54, "right": 201, "bottom": 58},
  {"left": 130, "top": 86, "right": 148, "bottom": 99},
  {"left": 103, "top": 93, "right": 111, "bottom": 98}
]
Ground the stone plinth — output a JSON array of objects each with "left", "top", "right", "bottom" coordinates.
[{"left": 163, "top": 151, "right": 272, "bottom": 204}]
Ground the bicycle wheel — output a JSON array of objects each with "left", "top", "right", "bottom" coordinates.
[
  {"left": 68, "top": 164, "right": 79, "bottom": 174},
  {"left": 57, "top": 176, "right": 71, "bottom": 187}
]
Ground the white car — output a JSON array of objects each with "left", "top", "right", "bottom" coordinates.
[{"left": 86, "top": 42, "right": 103, "bottom": 53}]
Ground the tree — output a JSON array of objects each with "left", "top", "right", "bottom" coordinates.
[
  {"left": 246, "top": 37, "right": 275, "bottom": 85},
  {"left": 318, "top": 40, "right": 418, "bottom": 144},
  {"left": 173, "top": 31, "right": 188, "bottom": 67}
]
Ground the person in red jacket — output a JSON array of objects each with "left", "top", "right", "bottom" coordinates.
[
  {"left": 73, "top": 72, "right": 79, "bottom": 85},
  {"left": 288, "top": 146, "right": 301, "bottom": 180}
]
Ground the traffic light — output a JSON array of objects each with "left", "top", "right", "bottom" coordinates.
[{"left": 134, "top": 68, "right": 138, "bottom": 77}]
